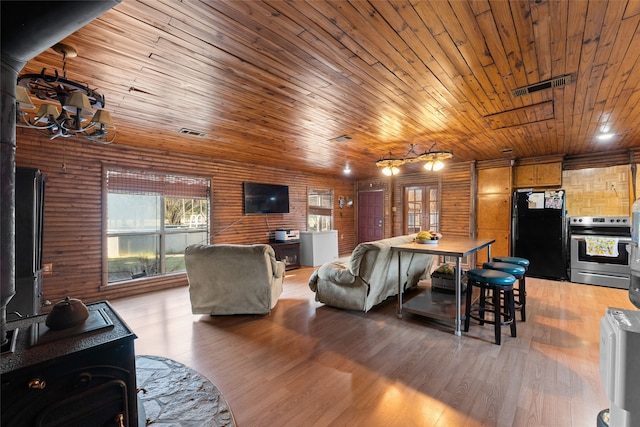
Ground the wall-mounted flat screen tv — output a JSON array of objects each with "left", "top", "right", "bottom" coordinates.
[{"left": 243, "top": 182, "right": 290, "bottom": 214}]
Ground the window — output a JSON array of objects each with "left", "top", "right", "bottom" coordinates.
[
  {"left": 406, "top": 187, "right": 423, "bottom": 234},
  {"left": 403, "top": 185, "right": 440, "bottom": 234},
  {"left": 307, "top": 188, "right": 333, "bottom": 231},
  {"left": 105, "top": 168, "right": 210, "bottom": 284}
]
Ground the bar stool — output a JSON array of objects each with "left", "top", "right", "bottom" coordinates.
[
  {"left": 483, "top": 261, "right": 526, "bottom": 321},
  {"left": 492, "top": 256, "right": 530, "bottom": 321},
  {"left": 464, "top": 269, "right": 517, "bottom": 345}
]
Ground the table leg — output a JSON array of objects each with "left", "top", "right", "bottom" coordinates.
[
  {"left": 397, "top": 250, "right": 403, "bottom": 318},
  {"left": 487, "top": 244, "right": 492, "bottom": 262},
  {"left": 454, "top": 257, "right": 462, "bottom": 336}
]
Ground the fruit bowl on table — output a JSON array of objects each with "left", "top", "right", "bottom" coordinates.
[
  {"left": 415, "top": 230, "right": 442, "bottom": 244},
  {"left": 416, "top": 238, "right": 439, "bottom": 244}
]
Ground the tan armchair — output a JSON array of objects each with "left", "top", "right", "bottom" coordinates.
[{"left": 185, "top": 244, "right": 285, "bottom": 315}]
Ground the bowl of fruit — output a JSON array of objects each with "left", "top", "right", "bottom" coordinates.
[{"left": 416, "top": 230, "right": 442, "bottom": 244}]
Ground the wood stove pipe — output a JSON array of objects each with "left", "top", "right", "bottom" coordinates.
[{"left": 1, "top": 0, "right": 121, "bottom": 347}]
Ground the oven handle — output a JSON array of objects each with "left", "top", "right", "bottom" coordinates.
[{"left": 570, "top": 235, "right": 632, "bottom": 243}]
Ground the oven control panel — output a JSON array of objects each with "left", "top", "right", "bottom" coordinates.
[{"left": 570, "top": 216, "right": 630, "bottom": 227}]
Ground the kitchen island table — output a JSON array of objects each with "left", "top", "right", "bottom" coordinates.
[{"left": 393, "top": 236, "right": 495, "bottom": 336}]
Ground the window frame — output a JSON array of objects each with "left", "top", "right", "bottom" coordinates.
[
  {"left": 102, "top": 165, "right": 210, "bottom": 287},
  {"left": 402, "top": 184, "right": 440, "bottom": 234}
]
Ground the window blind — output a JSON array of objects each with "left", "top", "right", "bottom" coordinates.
[{"left": 106, "top": 169, "right": 210, "bottom": 198}]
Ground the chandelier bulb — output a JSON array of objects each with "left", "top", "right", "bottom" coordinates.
[{"left": 382, "top": 166, "right": 399, "bottom": 176}]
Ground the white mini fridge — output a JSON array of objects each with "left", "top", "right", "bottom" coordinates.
[{"left": 300, "top": 231, "right": 339, "bottom": 267}]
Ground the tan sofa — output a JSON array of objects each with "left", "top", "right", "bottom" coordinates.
[
  {"left": 308, "top": 234, "right": 434, "bottom": 312},
  {"left": 185, "top": 243, "right": 285, "bottom": 315}
]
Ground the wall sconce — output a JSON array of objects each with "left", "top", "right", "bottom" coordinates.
[{"left": 339, "top": 196, "right": 354, "bottom": 208}]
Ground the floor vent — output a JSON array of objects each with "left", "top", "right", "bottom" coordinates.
[
  {"left": 178, "top": 128, "right": 208, "bottom": 137},
  {"left": 512, "top": 75, "right": 572, "bottom": 97}
]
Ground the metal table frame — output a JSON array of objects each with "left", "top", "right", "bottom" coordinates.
[{"left": 393, "top": 236, "right": 495, "bottom": 336}]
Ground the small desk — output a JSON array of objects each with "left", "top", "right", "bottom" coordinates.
[{"left": 393, "top": 236, "right": 495, "bottom": 336}]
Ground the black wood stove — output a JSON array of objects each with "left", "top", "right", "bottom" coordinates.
[{"left": 1, "top": 301, "right": 140, "bottom": 426}]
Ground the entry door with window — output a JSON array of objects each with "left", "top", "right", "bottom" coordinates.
[{"left": 404, "top": 185, "right": 439, "bottom": 234}]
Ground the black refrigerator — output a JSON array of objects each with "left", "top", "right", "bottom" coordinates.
[
  {"left": 512, "top": 189, "right": 569, "bottom": 280},
  {"left": 6, "top": 167, "right": 46, "bottom": 319}
]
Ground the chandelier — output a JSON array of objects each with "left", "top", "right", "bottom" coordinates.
[
  {"left": 15, "top": 43, "right": 116, "bottom": 144},
  {"left": 376, "top": 143, "right": 453, "bottom": 176}
]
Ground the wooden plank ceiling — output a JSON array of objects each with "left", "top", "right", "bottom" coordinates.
[{"left": 16, "top": 0, "right": 640, "bottom": 178}]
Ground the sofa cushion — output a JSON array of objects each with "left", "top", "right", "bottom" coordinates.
[
  {"left": 349, "top": 234, "right": 417, "bottom": 277},
  {"left": 319, "top": 262, "right": 356, "bottom": 284}
]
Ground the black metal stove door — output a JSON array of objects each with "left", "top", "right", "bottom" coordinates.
[{"left": 35, "top": 379, "right": 129, "bottom": 427}]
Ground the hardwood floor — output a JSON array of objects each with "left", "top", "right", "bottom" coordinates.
[{"left": 110, "top": 267, "right": 635, "bottom": 427}]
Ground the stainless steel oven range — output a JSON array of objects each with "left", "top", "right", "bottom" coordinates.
[{"left": 569, "top": 216, "right": 631, "bottom": 289}]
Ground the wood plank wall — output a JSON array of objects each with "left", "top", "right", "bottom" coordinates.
[
  {"left": 15, "top": 130, "right": 356, "bottom": 305},
  {"left": 439, "top": 162, "right": 475, "bottom": 238}
]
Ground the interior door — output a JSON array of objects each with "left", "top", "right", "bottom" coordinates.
[{"left": 358, "top": 191, "right": 383, "bottom": 243}]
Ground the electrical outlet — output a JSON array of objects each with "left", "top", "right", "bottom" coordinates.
[{"left": 43, "top": 263, "right": 53, "bottom": 274}]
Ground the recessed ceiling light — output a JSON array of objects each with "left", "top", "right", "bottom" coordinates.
[{"left": 597, "top": 133, "right": 614, "bottom": 141}]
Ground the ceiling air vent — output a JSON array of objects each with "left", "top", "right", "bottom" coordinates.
[
  {"left": 178, "top": 128, "right": 208, "bottom": 137},
  {"left": 329, "top": 135, "right": 352, "bottom": 143},
  {"left": 512, "top": 75, "right": 572, "bottom": 97}
]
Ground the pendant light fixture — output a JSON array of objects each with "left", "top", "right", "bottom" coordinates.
[
  {"left": 376, "top": 143, "right": 453, "bottom": 176},
  {"left": 15, "top": 43, "right": 116, "bottom": 144}
]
